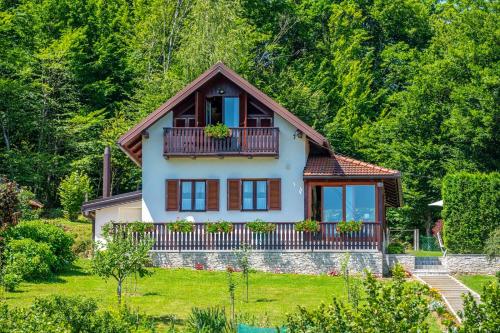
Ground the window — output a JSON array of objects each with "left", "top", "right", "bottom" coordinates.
[
  {"left": 223, "top": 97, "right": 239, "bottom": 127},
  {"left": 346, "top": 185, "right": 375, "bottom": 222},
  {"left": 323, "top": 186, "right": 343, "bottom": 222},
  {"left": 180, "top": 180, "right": 206, "bottom": 211},
  {"left": 321, "top": 184, "right": 376, "bottom": 222},
  {"left": 242, "top": 180, "right": 267, "bottom": 210},
  {"left": 206, "top": 96, "right": 239, "bottom": 126}
]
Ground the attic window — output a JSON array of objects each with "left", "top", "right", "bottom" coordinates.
[{"left": 206, "top": 96, "right": 239, "bottom": 127}]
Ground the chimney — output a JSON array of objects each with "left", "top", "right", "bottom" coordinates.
[{"left": 103, "top": 146, "right": 111, "bottom": 198}]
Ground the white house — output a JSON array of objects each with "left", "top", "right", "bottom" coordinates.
[{"left": 82, "top": 62, "right": 402, "bottom": 274}]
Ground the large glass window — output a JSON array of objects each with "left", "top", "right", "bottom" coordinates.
[
  {"left": 242, "top": 180, "right": 267, "bottom": 210},
  {"left": 181, "top": 180, "right": 206, "bottom": 211},
  {"left": 223, "top": 97, "right": 239, "bottom": 127},
  {"left": 323, "top": 187, "right": 343, "bottom": 222},
  {"left": 346, "top": 185, "right": 375, "bottom": 222}
]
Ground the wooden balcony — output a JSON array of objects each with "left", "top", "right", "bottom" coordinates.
[
  {"left": 118, "top": 222, "right": 382, "bottom": 252},
  {"left": 163, "top": 127, "right": 279, "bottom": 157}
]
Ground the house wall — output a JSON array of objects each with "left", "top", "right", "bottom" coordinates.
[
  {"left": 94, "top": 200, "right": 142, "bottom": 242},
  {"left": 141, "top": 112, "right": 308, "bottom": 223}
]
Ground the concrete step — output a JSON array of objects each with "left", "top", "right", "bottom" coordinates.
[
  {"left": 413, "top": 269, "right": 448, "bottom": 275},
  {"left": 415, "top": 264, "right": 445, "bottom": 270},
  {"left": 415, "top": 256, "right": 442, "bottom": 266}
]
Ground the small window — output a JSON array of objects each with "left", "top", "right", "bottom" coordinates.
[
  {"left": 242, "top": 180, "right": 268, "bottom": 210},
  {"left": 260, "top": 118, "right": 272, "bottom": 127},
  {"left": 180, "top": 180, "right": 206, "bottom": 211},
  {"left": 175, "top": 118, "right": 186, "bottom": 127}
]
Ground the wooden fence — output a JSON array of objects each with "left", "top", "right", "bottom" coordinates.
[{"left": 117, "top": 222, "right": 382, "bottom": 252}]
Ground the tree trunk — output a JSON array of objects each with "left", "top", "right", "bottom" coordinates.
[{"left": 117, "top": 279, "right": 122, "bottom": 306}]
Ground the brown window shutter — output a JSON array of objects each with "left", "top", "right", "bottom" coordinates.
[
  {"left": 268, "top": 179, "right": 281, "bottom": 210},
  {"left": 227, "top": 179, "right": 241, "bottom": 210},
  {"left": 165, "top": 179, "right": 179, "bottom": 211},
  {"left": 206, "top": 180, "right": 220, "bottom": 211}
]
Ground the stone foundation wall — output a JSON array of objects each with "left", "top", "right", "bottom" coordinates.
[
  {"left": 383, "top": 254, "right": 415, "bottom": 275},
  {"left": 443, "top": 255, "right": 500, "bottom": 275},
  {"left": 150, "top": 251, "right": 384, "bottom": 275}
]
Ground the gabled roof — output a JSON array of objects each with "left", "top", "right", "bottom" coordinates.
[
  {"left": 118, "top": 62, "right": 329, "bottom": 165},
  {"left": 304, "top": 155, "right": 403, "bottom": 207}
]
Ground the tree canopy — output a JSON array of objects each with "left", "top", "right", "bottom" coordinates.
[{"left": 0, "top": 0, "right": 498, "bottom": 231}]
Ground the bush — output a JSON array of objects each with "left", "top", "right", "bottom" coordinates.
[
  {"left": 4, "top": 239, "right": 56, "bottom": 280},
  {"left": 186, "top": 307, "right": 231, "bottom": 333},
  {"left": 18, "top": 188, "right": 41, "bottom": 220},
  {"left": 0, "top": 272, "right": 22, "bottom": 292},
  {"left": 5, "top": 221, "right": 75, "bottom": 271},
  {"left": 484, "top": 227, "right": 500, "bottom": 259},
  {"left": 58, "top": 171, "right": 92, "bottom": 221},
  {"left": 286, "top": 265, "right": 430, "bottom": 332},
  {"left": 449, "top": 278, "right": 499, "bottom": 332},
  {"left": 442, "top": 172, "right": 500, "bottom": 253},
  {"left": 0, "top": 295, "right": 156, "bottom": 332},
  {"left": 387, "top": 241, "right": 406, "bottom": 254}
]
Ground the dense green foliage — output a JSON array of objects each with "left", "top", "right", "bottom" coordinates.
[
  {"left": 0, "top": 0, "right": 498, "bottom": 231},
  {"left": 58, "top": 171, "right": 92, "bottom": 221},
  {"left": 442, "top": 172, "right": 500, "bottom": 253},
  {"left": 3, "top": 238, "right": 56, "bottom": 280},
  {"left": 0, "top": 178, "right": 20, "bottom": 230},
  {"left": 17, "top": 188, "right": 41, "bottom": 220},
  {"left": 0, "top": 295, "right": 155, "bottom": 332},
  {"left": 450, "top": 278, "right": 499, "bottom": 333},
  {"left": 484, "top": 228, "right": 500, "bottom": 259},
  {"left": 286, "top": 265, "right": 430, "bottom": 332},
  {"left": 4, "top": 221, "right": 76, "bottom": 270}
]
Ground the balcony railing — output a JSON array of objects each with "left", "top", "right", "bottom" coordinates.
[
  {"left": 163, "top": 127, "right": 279, "bottom": 157},
  {"left": 117, "top": 222, "right": 382, "bottom": 252}
]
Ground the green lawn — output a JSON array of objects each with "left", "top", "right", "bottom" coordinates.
[
  {"left": 407, "top": 250, "right": 443, "bottom": 257},
  {"left": 456, "top": 275, "right": 496, "bottom": 294},
  {"left": 2, "top": 259, "right": 348, "bottom": 326}
]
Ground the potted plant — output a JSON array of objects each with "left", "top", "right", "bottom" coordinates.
[
  {"left": 247, "top": 219, "right": 275, "bottom": 247},
  {"left": 206, "top": 220, "right": 233, "bottom": 233},
  {"left": 204, "top": 123, "right": 231, "bottom": 139},
  {"left": 336, "top": 220, "right": 363, "bottom": 234},
  {"left": 167, "top": 219, "right": 194, "bottom": 233},
  {"left": 295, "top": 219, "right": 320, "bottom": 233}
]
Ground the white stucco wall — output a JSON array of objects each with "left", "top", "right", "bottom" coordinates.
[
  {"left": 94, "top": 200, "right": 142, "bottom": 242},
  {"left": 141, "top": 112, "right": 308, "bottom": 223}
]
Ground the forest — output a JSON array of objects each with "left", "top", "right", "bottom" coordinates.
[{"left": 0, "top": 0, "right": 498, "bottom": 232}]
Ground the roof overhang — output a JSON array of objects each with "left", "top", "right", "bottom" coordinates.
[
  {"left": 117, "top": 62, "right": 329, "bottom": 166},
  {"left": 81, "top": 190, "right": 142, "bottom": 213}
]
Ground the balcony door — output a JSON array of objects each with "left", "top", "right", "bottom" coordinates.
[{"left": 206, "top": 96, "right": 239, "bottom": 127}]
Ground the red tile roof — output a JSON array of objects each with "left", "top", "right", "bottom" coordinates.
[{"left": 304, "top": 155, "right": 400, "bottom": 177}]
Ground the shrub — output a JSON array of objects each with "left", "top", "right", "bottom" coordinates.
[
  {"left": 1, "top": 272, "right": 22, "bottom": 292},
  {"left": 442, "top": 172, "right": 500, "bottom": 253},
  {"left": 187, "top": 307, "right": 231, "bottom": 333},
  {"left": 449, "top": 279, "right": 499, "bottom": 332},
  {"left": 387, "top": 241, "right": 406, "bottom": 254},
  {"left": 287, "top": 265, "right": 430, "bottom": 332},
  {"left": 295, "top": 219, "right": 320, "bottom": 232},
  {"left": 4, "top": 239, "right": 56, "bottom": 280},
  {"left": 167, "top": 219, "right": 194, "bottom": 232},
  {"left": 247, "top": 219, "right": 276, "bottom": 233},
  {"left": 0, "top": 295, "right": 156, "bottom": 332},
  {"left": 5, "top": 221, "right": 75, "bottom": 271},
  {"left": 484, "top": 227, "right": 500, "bottom": 259},
  {"left": 18, "top": 188, "right": 41, "bottom": 220},
  {"left": 207, "top": 220, "right": 233, "bottom": 233},
  {"left": 204, "top": 123, "right": 231, "bottom": 139},
  {"left": 58, "top": 171, "right": 92, "bottom": 221}
]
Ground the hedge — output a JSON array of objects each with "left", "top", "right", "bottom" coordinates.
[{"left": 442, "top": 172, "right": 500, "bottom": 254}]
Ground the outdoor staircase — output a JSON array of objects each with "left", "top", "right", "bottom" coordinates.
[{"left": 412, "top": 256, "right": 480, "bottom": 321}]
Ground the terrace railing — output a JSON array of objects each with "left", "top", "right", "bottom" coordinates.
[
  {"left": 163, "top": 127, "right": 279, "bottom": 157},
  {"left": 117, "top": 222, "right": 382, "bottom": 252}
]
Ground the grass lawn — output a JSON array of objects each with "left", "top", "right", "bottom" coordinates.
[
  {"left": 456, "top": 275, "right": 496, "bottom": 294},
  {"left": 2, "top": 259, "right": 349, "bottom": 326},
  {"left": 407, "top": 250, "right": 443, "bottom": 257}
]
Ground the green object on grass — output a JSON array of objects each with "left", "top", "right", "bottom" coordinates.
[{"left": 237, "top": 324, "right": 286, "bottom": 332}]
